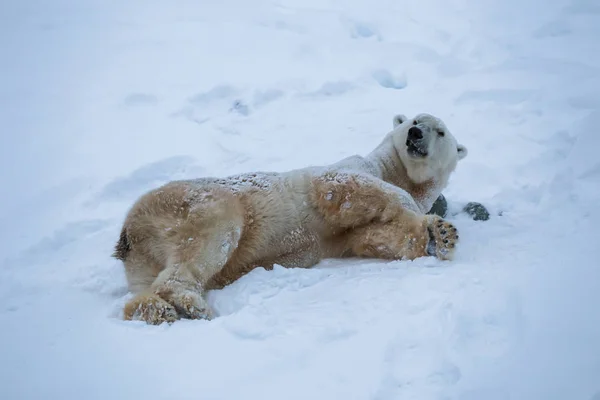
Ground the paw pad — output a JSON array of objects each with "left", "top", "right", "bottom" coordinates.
[{"left": 426, "top": 216, "right": 459, "bottom": 260}]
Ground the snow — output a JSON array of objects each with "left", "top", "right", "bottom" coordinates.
[{"left": 1, "top": 0, "right": 600, "bottom": 399}]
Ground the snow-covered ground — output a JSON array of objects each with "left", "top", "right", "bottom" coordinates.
[{"left": 1, "top": 0, "right": 599, "bottom": 398}]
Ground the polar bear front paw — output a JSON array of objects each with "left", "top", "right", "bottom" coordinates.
[{"left": 425, "top": 215, "right": 459, "bottom": 260}]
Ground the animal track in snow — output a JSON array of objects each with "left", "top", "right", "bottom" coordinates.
[
  {"left": 188, "top": 84, "right": 238, "bottom": 104},
  {"left": 304, "top": 80, "right": 356, "bottom": 97},
  {"left": 230, "top": 99, "right": 250, "bottom": 116},
  {"left": 342, "top": 18, "right": 382, "bottom": 40},
  {"left": 11, "top": 219, "right": 112, "bottom": 267},
  {"left": 177, "top": 85, "right": 288, "bottom": 123},
  {"left": 371, "top": 69, "right": 407, "bottom": 89},
  {"left": 94, "top": 156, "right": 199, "bottom": 203}
]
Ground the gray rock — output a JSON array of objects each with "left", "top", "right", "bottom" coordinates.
[
  {"left": 427, "top": 194, "right": 448, "bottom": 218},
  {"left": 463, "top": 202, "right": 490, "bottom": 221}
]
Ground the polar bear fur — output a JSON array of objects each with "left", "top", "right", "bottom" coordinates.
[{"left": 114, "top": 113, "right": 468, "bottom": 324}]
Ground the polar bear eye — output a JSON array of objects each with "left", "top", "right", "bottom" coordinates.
[
  {"left": 413, "top": 120, "right": 418, "bottom": 125},
  {"left": 437, "top": 130, "right": 445, "bottom": 137}
]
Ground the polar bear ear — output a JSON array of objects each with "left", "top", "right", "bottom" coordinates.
[
  {"left": 393, "top": 114, "right": 408, "bottom": 128},
  {"left": 457, "top": 144, "right": 468, "bottom": 160}
]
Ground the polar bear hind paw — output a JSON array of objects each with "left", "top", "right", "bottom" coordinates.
[
  {"left": 123, "top": 289, "right": 213, "bottom": 324},
  {"left": 165, "top": 290, "right": 213, "bottom": 321},
  {"left": 425, "top": 215, "right": 459, "bottom": 260},
  {"left": 123, "top": 292, "right": 179, "bottom": 325}
]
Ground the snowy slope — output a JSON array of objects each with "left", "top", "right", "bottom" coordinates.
[{"left": 1, "top": 0, "right": 599, "bottom": 399}]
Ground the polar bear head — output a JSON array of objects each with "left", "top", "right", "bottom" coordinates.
[{"left": 391, "top": 113, "right": 468, "bottom": 184}]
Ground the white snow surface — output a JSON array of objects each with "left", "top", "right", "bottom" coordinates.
[{"left": 1, "top": 0, "right": 600, "bottom": 399}]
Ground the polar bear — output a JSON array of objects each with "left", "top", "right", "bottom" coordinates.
[{"left": 113, "top": 113, "right": 468, "bottom": 324}]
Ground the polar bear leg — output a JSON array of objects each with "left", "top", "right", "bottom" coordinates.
[
  {"left": 122, "top": 185, "right": 245, "bottom": 324},
  {"left": 310, "top": 172, "right": 420, "bottom": 229},
  {"left": 346, "top": 214, "right": 459, "bottom": 261}
]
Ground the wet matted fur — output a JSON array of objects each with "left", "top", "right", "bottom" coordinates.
[{"left": 114, "top": 113, "right": 468, "bottom": 324}]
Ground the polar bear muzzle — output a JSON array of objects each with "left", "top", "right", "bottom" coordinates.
[{"left": 406, "top": 126, "right": 428, "bottom": 158}]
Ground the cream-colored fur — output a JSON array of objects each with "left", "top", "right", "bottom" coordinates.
[{"left": 114, "top": 113, "right": 468, "bottom": 324}]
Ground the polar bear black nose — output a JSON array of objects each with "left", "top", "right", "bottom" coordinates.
[{"left": 408, "top": 126, "right": 423, "bottom": 140}]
